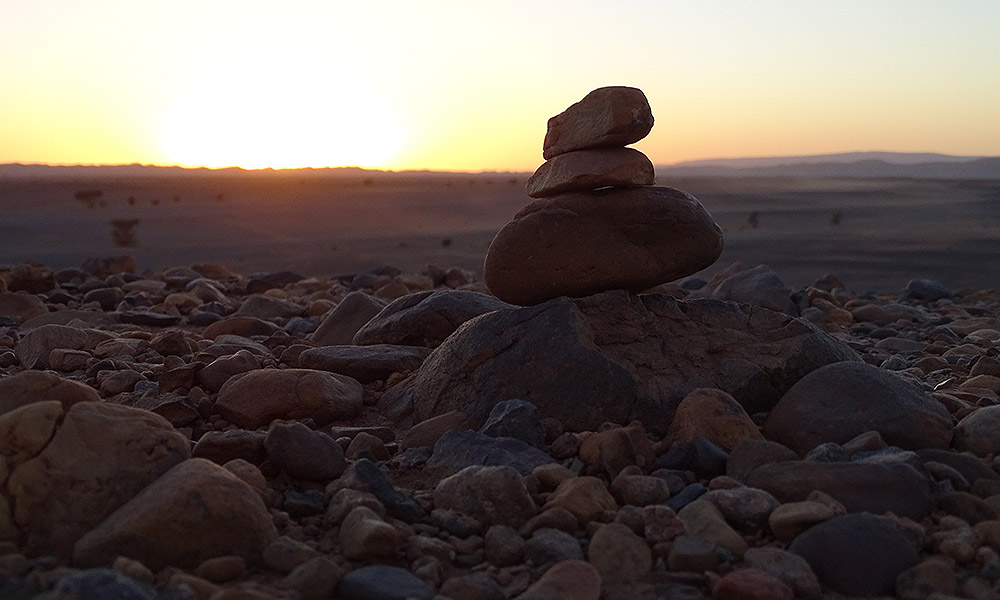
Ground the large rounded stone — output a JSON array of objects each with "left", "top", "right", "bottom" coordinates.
[
  {"left": 0, "top": 370, "right": 99, "bottom": 415},
  {"left": 14, "top": 324, "right": 88, "bottom": 369},
  {"left": 542, "top": 86, "right": 653, "bottom": 159},
  {"left": 433, "top": 465, "right": 537, "bottom": 527},
  {"left": 484, "top": 187, "right": 723, "bottom": 306},
  {"left": 410, "top": 290, "right": 858, "bottom": 432},
  {"left": 763, "top": 361, "right": 953, "bottom": 454},
  {"left": 953, "top": 405, "right": 1000, "bottom": 456},
  {"left": 215, "top": 368, "right": 363, "bottom": 429},
  {"left": 73, "top": 458, "right": 278, "bottom": 570},
  {"left": 7, "top": 402, "right": 190, "bottom": 557}
]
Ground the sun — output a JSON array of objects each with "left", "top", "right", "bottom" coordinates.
[{"left": 160, "top": 58, "right": 404, "bottom": 169}]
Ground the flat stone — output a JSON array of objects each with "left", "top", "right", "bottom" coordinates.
[
  {"left": 401, "top": 410, "right": 473, "bottom": 450},
  {"left": 479, "top": 399, "right": 546, "bottom": 449},
  {"left": 484, "top": 187, "right": 723, "bottom": 306},
  {"left": 763, "top": 361, "right": 953, "bottom": 454},
  {"left": 298, "top": 344, "right": 430, "bottom": 383},
  {"left": 712, "top": 569, "right": 793, "bottom": 600},
  {"left": 696, "top": 263, "right": 799, "bottom": 316},
  {"left": 236, "top": 294, "right": 303, "bottom": 320},
  {"left": 332, "top": 459, "right": 425, "bottom": 523},
  {"left": 410, "top": 291, "right": 858, "bottom": 433},
  {"left": 524, "top": 528, "right": 584, "bottom": 566},
  {"left": 526, "top": 147, "right": 654, "bottom": 198},
  {"left": 542, "top": 86, "right": 653, "bottom": 159},
  {"left": 202, "top": 316, "right": 279, "bottom": 340},
  {"left": 768, "top": 501, "right": 841, "bottom": 542},
  {"left": 192, "top": 429, "right": 267, "bottom": 465},
  {"left": 353, "top": 289, "right": 512, "bottom": 348},
  {"left": 197, "top": 349, "right": 260, "bottom": 393},
  {"left": 215, "top": 368, "right": 363, "bottom": 428},
  {"left": 747, "top": 460, "right": 932, "bottom": 520}
]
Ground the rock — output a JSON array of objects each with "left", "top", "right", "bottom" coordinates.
[
  {"left": 338, "top": 506, "right": 400, "bottom": 560},
  {"left": 333, "top": 459, "right": 425, "bottom": 523},
  {"left": 281, "top": 556, "right": 344, "bottom": 600},
  {"left": 73, "top": 458, "right": 277, "bottom": 570},
  {"left": 542, "top": 86, "right": 653, "bottom": 159},
  {"left": 654, "top": 437, "right": 729, "bottom": 480},
  {"left": 14, "top": 324, "right": 88, "bottom": 369},
  {"left": 44, "top": 568, "right": 157, "bottom": 599},
  {"left": 543, "top": 476, "right": 617, "bottom": 524},
  {"left": 666, "top": 388, "right": 763, "bottom": 452},
  {"left": 526, "top": 148, "right": 655, "bottom": 198},
  {"left": 4, "top": 262, "right": 54, "bottom": 293},
  {"left": 335, "top": 564, "right": 436, "bottom": 600},
  {"left": 747, "top": 460, "right": 932, "bottom": 520},
  {"left": 118, "top": 310, "right": 181, "bottom": 327},
  {"left": 197, "top": 349, "right": 260, "bottom": 393},
  {"left": 701, "top": 486, "right": 779, "bottom": 532},
  {"left": 479, "top": 399, "right": 547, "bottom": 449},
  {"left": 676, "top": 499, "right": 748, "bottom": 559},
  {"left": 667, "top": 534, "right": 718, "bottom": 573},
  {"left": 895, "top": 556, "right": 957, "bottom": 599},
  {"left": 610, "top": 473, "right": 672, "bottom": 507},
  {"left": 788, "top": 513, "right": 919, "bottom": 597},
  {"left": 83, "top": 286, "right": 124, "bottom": 310},
  {"left": 411, "top": 291, "right": 857, "bottom": 433},
  {"left": 0, "top": 292, "right": 47, "bottom": 323},
  {"left": 353, "top": 289, "right": 512, "bottom": 348},
  {"left": 433, "top": 465, "right": 537, "bottom": 527},
  {"left": 0, "top": 370, "right": 99, "bottom": 415},
  {"left": 192, "top": 429, "right": 267, "bottom": 465},
  {"left": 524, "top": 528, "right": 584, "bottom": 566},
  {"left": 427, "top": 430, "right": 555, "bottom": 475},
  {"left": 196, "top": 555, "right": 247, "bottom": 583},
  {"left": 236, "top": 294, "right": 302, "bottom": 320},
  {"left": 0, "top": 400, "right": 62, "bottom": 467},
  {"left": 521, "top": 506, "right": 580, "bottom": 536},
  {"left": 202, "top": 316, "right": 279, "bottom": 340},
  {"left": 578, "top": 422, "right": 655, "bottom": 478},
  {"left": 215, "top": 368, "right": 363, "bottom": 429},
  {"left": 712, "top": 569, "right": 793, "bottom": 600},
  {"left": 900, "top": 278, "right": 952, "bottom": 302},
  {"left": 262, "top": 535, "right": 319, "bottom": 574},
  {"left": 726, "top": 439, "right": 798, "bottom": 482},
  {"left": 953, "top": 405, "right": 1000, "bottom": 456},
  {"left": 344, "top": 431, "right": 390, "bottom": 461},
  {"left": 401, "top": 410, "right": 472, "bottom": 450},
  {"left": 697, "top": 264, "right": 799, "bottom": 316},
  {"left": 768, "top": 500, "right": 841, "bottom": 542},
  {"left": 484, "top": 524, "right": 525, "bottom": 566},
  {"left": 763, "top": 361, "right": 953, "bottom": 454},
  {"left": 7, "top": 402, "right": 189, "bottom": 557},
  {"left": 743, "top": 547, "right": 822, "bottom": 599},
  {"left": 440, "top": 573, "right": 505, "bottom": 600},
  {"left": 916, "top": 448, "right": 1000, "bottom": 486},
  {"left": 512, "top": 559, "right": 601, "bottom": 600},
  {"left": 484, "top": 187, "right": 723, "bottom": 306},
  {"left": 309, "top": 291, "right": 386, "bottom": 345},
  {"left": 298, "top": 344, "right": 430, "bottom": 383},
  {"left": 264, "top": 420, "right": 346, "bottom": 481},
  {"left": 587, "top": 522, "right": 652, "bottom": 581}
]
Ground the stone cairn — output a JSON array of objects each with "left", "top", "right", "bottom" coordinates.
[{"left": 484, "top": 86, "right": 725, "bottom": 306}]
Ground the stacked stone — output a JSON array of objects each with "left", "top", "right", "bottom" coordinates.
[{"left": 484, "top": 86, "right": 724, "bottom": 306}]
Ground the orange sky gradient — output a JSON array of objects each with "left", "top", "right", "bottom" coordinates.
[{"left": 2, "top": 1, "right": 999, "bottom": 172}]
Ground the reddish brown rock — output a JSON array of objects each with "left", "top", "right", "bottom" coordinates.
[
  {"left": 587, "top": 522, "right": 652, "bottom": 581},
  {"left": 526, "top": 148, "right": 654, "bottom": 198},
  {"left": 713, "top": 568, "right": 794, "bottom": 600},
  {"left": 578, "top": 422, "right": 655, "bottom": 478},
  {"left": 7, "top": 402, "right": 190, "bottom": 557},
  {"left": 433, "top": 465, "right": 537, "bottom": 527},
  {"left": 666, "top": 388, "right": 763, "bottom": 452},
  {"left": 202, "top": 316, "right": 279, "bottom": 340},
  {"left": 484, "top": 187, "right": 723, "bottom": 306},
  {"left": 542, "top": 86, "right": 653, "bottom": 159},
  {"left": 310, "top": 291, "right": 386, "bottom": 346},
  {"left": 543, "top": 477, "right": 617, "bottom": 524},
  {"left": 215, "top": 368, "right": 363, "bottom": 429},
  {"left": 0, "top": 370, "right": 99, "bottom": 415},
  {"left": 0, "top": 292, "right": 47, "bottom": 323},
  {"left": 513, "top": 559, "right": 601, "bottom": 600},
  {"left": 14, "top": 324, "right": 88, "bottom": 369},
  {"left": 73, "top": 458, "right": 277, "bottom": 570}
]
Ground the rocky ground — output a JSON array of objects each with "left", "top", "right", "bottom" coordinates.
[{"left": 1, "top": 257, "right": 1000, "bottom": 600}]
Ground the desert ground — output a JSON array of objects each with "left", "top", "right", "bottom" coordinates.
[{"left": 2, "top": 171, "right": 999, "bottom": 292}]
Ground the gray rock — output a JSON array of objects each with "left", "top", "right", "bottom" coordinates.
[
  {"left": 697, "top": 263, "right": 799, "bottom": 316},
  {"left": 335, "top": 565, "right": 435, "bottom": 600},
  {"left": 433, "top": 465, "right": 537, "bottom": 527},
  {"left": 523, "top": 528, "right": 584, "bottom": 567},
  {"left": 479, "top": 399, "right": 546, "bottom": 448},
  {"left": 353, "top": 290, "right": 512, "bottom": 348},
  {"left": 763, "top": 361, "right": 954, "bottom": 454},
  {"left": 410, "top": 291, "right": 858, "bottom": 433},
  {"left": 900, "top": 278, "right": 952, "bottom": 302},
  {"left": 44, "top": 568, "right": 156, "bottom": 600},
  {"left": 428, "top": 430, "right": 555, "bottom": 475}
]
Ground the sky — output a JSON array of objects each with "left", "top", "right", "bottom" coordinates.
[{"left": 2, "top": 0, "right": 999, "bottom": 172}]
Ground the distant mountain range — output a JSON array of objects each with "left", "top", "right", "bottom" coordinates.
[
  {"left": 2, "top": 152, "right": 999, "bottom": 179},
  {"left": 656, "top": 152, "right": 1000, "bottom": 179}
]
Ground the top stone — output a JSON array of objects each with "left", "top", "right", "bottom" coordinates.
[{"left": 542, "top": 86, "right": 654, "bottom": 160}]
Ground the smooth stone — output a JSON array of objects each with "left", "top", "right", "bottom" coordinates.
[
  {"left": 484, "top": 187, "right": 723, "bottom": 306},
  {"left": 701, "top": 486, "right": 780, "bottom": 532},
  {"left": 440, "top": 573, "right": 505, "bottom": 600},
  {"left": 666, "top": 388, "right": 763, "bottom": 452},
  {"left": 281, "top": 556, "right": 344, "bottom": 600},
  {"left": 542, "top": 86, "right": 653, "bottom": 159},
  {"left": 742, "top": 547, "right": 822, "bottom": 599},
  {"left": 338, "top": 506, "right": 400, "bottom": 560},
  {"left": 335, "top": 564, "right": 435, "bottom": 600},
  {"left": 696, "top": 263, "right": 799, "bottom": 316},
  {"left": 410, "top": 291, "right": 858, "bottom": 433},
  {"left": 8, "top": 402, "right": 189, "bottom": 558},
  {"left": 900, "top": 278, "right": 952, "bottom": 302},
  {"left": 768, "top": 500, "right": 841, "bottom": 542},
  {"left": 479, "top": 399, "right": 546, "bottom": 449},
  {"left": 587, "top": 522, "right": 652, "bottom": 581},
  {"left": 236, "top": 294, "right": 303, "bottom": 320},
  {"left": 726, "top": 439, "right": 799, "bottom": 483},
  {"left": 331, "top": 459, "right": 425, "bottom": 523},
  {"left": 484, "top": 524, "right": 525, "bottom": 567},
  {"left": 763, "top": 361, "right": 954, "bottom": 454},
  {"left": 264, "top": 420, "right": 346, "bottom": 481},
  {"left": 353, "top": 289, "right": 512, "bottom": 348},
  {"left": 0, "top": 370, "right": 99, "bottom": 415},
  {"left": 578, "top": 421, "right": 655, "bottom": 478},
  {"left": 427, "top": 430, "right": 555, "bottom": 475},
  {"left": 712, "top": 568, "right": 793, "bottom": 600},
  {"left": 433, "top": 465, "right": 537, "bottom": 527},
  {"left": 401, "top": 410, "right": 473, "bottom": 450},
  {"left": 202, "top": 316, "right": 279, "bottom": 340},
  {"left": 653, "top": 437, "right": 729, "bottom": 480},
  {"left": 953, "top": 405, "right": 1000, "bottom": 456},
  {"left": 894, "top": 556, "right": 957, "bottom": 599},
  {"left": 667, "top": 534, "right": 718, "bottom": 572},
  {"left": 215, "top": 368, "right": 363, "bottom": 428},
  {"left": 788, "top": 513, "right": 919, "bottom": 597},
  {"left": 524, "top": 528, "right": 584, "bottom": 566},
  {"left": 526, "top": 147, "right": 655, "bottom": 197},
  {"left": 609, "top": 473, "right": 672, "bottom": 507},
  {"left": 45, "top": 568, "right": 156, "bottom": 600},
  {"left": 512, "top": 559, "right": 601, "bottom": 600},
  {"left": 73, "top": 458, "right": 277, "bottom": 570},
  {"left": 676, "top": 500, "right": 748, "bottom": 559},
  {"left": 917, "top": 449, "right": 1000, "bottom": 485},
  {"left": 665, "top": 483, "right": 708, "bottom": 513},
  {"left": 0, "top": 292, "right": 47, "bottom": 323},
  {"left": 309, "top": 291, "right": 386, "bottom": 345},
  {"left": 298, "top": 344, "right": 430, "bottom": 383},
  {"left": 197, "top": 350, "right": 261, "bottom": 392},
  {"left": 191, "top": 430, "right": 267, "bottom": 465},
  {"left": 14, "top": 324, "right": 88, "bottom": 369},
  {"left": 543, "top": 476, "right": 617, "bottom": 524},
  {"left": 747, "top": 460, "right": 932, "bottom": 520}
]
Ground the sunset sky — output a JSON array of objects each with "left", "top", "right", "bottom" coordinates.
[{"left": 2, "top": 1, "right": 999, "bottom": 172}]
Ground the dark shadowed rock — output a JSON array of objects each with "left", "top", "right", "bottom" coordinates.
[
  {"left": 484, "top": 187, "right": 723, "bottom": 306},
  {"left": 14, "top": 324, "right": 88, "bottom": 369},
  {"left": 427, "top": 430, "right": 555, "bottom": 475},
  {"left": 527, "top": 147, "right": 655, "bottom": 197},
  {"left": 310, "top": 291, "right": 387, "bottom": 346},
  {"left": 298, "top": 344, "right": 431, "bottom": 383},
  {"left": 353, "top": 290, "right": 512, "bottom": 348},
  {"left": 900, "top": 278, "right": 952, "bottom": 302},
  {"left": 542, "top": 86, "right": 653, "bottom": 159},
  {"left": 479, "top": 399, "right": 546, "bottom": 448},
  {"left": 763, "top": 361, "right": 953, "bottom": 454},
  {"left": 215, "top": 368, "right": 363, "bottom": 429},
  {"left": 336, "top": 565, "right": 436, "bottom": 600},
  {"left": 788, "top": 513, "right": 919, "bottom": 597},
  {"left": 0, "top": 292, "right": 47, "bottom": 324},
  {"left": 746, "top": 460, "right": 932, "bottom": 520},
  {"left": 333, "top": 459, "right": 425, "bottom": 523},
  {"left": 696, "top": 263, "right": 799, "bottom": 316},
  {"left": 264, "top": 421, "right": 346, "bottom": 481},
  {"left": 433, "top": 465, "right": 537, "bottom": 527},
  {"left": 410, "top": 291, "right": 858, "bottom": 432}
]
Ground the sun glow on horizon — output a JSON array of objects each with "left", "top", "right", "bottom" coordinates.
[{"left": 160, "top": 55, "right": 404, "bottom": 170}]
